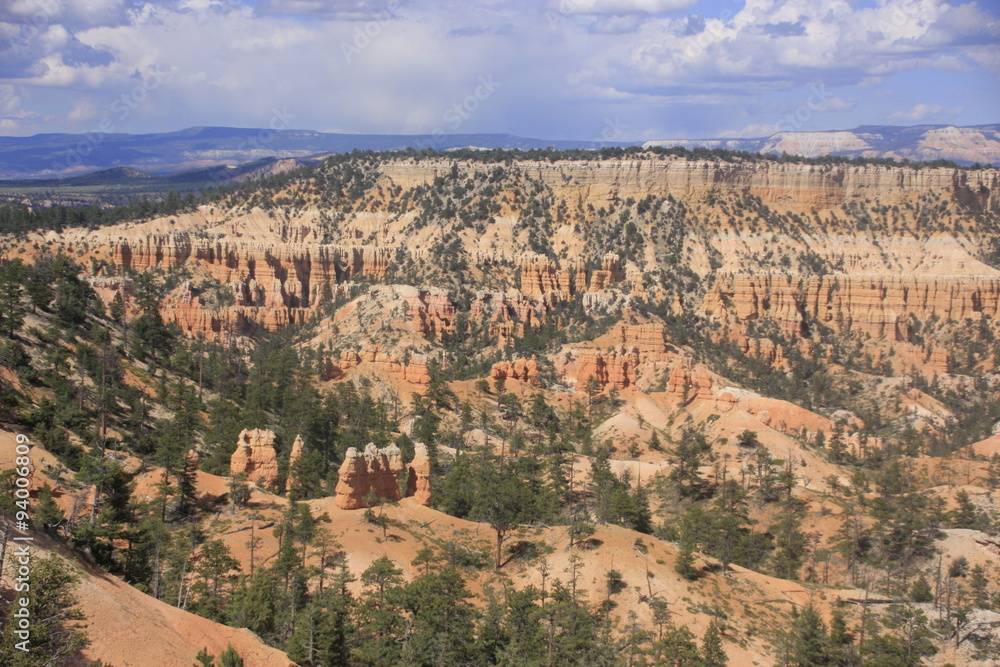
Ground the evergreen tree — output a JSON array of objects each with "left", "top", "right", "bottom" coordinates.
[
  {"left": 24, "top": 261, "right": 54, "bottom": 313},
  {"left": 194, "top": 648, "right": 215, "bottom": 667},
  {"left": 675, "top": 537, "right": 699, "bottom": 581},
  {"left": 354, "top": 556, "right": 406, "bottom": 665},
  {"left": 910, "top": 574, "right": 934, "bottom": 603},
  {"left": 702, "top": 619, "right": 728, "bottom": 666},
  {"left": 790, "top": 604, "right": 834, "bottom": 666},
  {"left": 0, "top": 259, "right": 26, "bottom": 337},
  {"left": 229, "top": 574, "right": 277, "bottom": 639},
  {"left": 219, "top": 645, "right": 244, "bottom": 667},
  {"left": 400, "top": 567, "right": 480, "bottom": 665},
  {"left": 950, "top": 489, "right": 981, "bottom": 529},
  {"left": 669, "top": 429, "right": 710, "bottom": 499},
  {"left": 35, "top": 483, "right": 65, "bottom": 534},
  {"left": 0, "top": 555, "right": 88, "bottom": 665},
  {"left": 653, "top": 625, "right": 703, "bottom": 666},
  {"left": 474, "top": 468, "right": 531, "bottom": 569}
]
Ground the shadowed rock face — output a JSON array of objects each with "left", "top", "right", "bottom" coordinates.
[
  {"left": 229, "top": 428, "right": 281, "bottom": 490},
  {"left": 334, "top": 442, "right": 431, "bottom": 509}
]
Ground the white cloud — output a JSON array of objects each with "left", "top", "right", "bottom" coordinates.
[
  {"left": 549, "top": 0, "right": 696, "bottom": 15},
  {"left": 720, "top": 122, "right": 783, "bottom": 138},
  {"left": 0, "top": 84, "right": 40, "bottom": 132},
  {"left": 0, "top": 0, "right": 997, "bottom": 139},
  {"left": 817, "top": 95, "right": 856, "bottom": 112},
  {"left": 574, "top": 0, "right": 1000, "bottom": 101},
  {"left": 888, "top": 103, "right": 963, "bottom": 122}
]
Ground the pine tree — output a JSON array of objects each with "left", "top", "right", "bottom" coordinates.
[
  {"left": 790, "top": 604, "right": 834, "bottom": 666},
  {"left": 910, "top": 574, "right": 934, "bottom": 603},
  {"left": 110, "top": 290, "right": 126, "bottom": 325},
  {"left": 35, "top": 483, "right": 65, "bottom": 534},
  {"left": 229, "top": 574, "right": 277, "bottom": 638},
  {"left": 354, "top": 556, "right": 405, "bottom": 665},
  {"left": 654, "top": 625, "right": 703, "bottom": 666},
  {"left": 675, "top": 538, "right": 699, "bottom": 581},
  {"left": 219, "top": 645, "right": 243, "bottom": 667},
  {"left": 0, "top": 259, "right": 26, "bottom": 337},
  {"left": 950, "top": 490, "right": 980, "bottom": 529},
  {"left": 399, "top": 567, "right": 479, "bottom": 665},
  {"left": 0, "top": 555, "right": 87, "bottom": 665},
  {"left": 702, "top": 619, "right": 728, "bottom": 666}
]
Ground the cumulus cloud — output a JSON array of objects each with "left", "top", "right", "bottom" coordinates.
[
  {"left": 255, "top": 0, "right": 407, "bottom": 20},
  {"left": 576, "top": 0, "right": 1000, "bottom": 99},
  {"left": 888, "top": 103, "right": 963, "bottom": 122},
  {"left": 0, "top": 0, "right": 996, "bottom": 139},
  {"left": 548, "top": 0, "right": 696, "bottom": 15}
]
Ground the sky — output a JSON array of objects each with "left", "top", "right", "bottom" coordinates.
[{"left": 0, "top": 0, "right": 998, "bottom": 141}]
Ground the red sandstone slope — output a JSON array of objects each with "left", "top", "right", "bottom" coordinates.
[{"left": 70, "top": 554, "right": 294, "bottom": 667}]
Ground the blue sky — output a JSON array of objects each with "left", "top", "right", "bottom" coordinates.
[{"left": 0, "top": 0, "right": 997, "bottom": 140}]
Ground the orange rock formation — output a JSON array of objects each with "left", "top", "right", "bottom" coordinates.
[
  {"left": 333, "top": 347, "right": 432, "bottom": 385},
  {"left": 576, "top": 348, "right": 641, "bottom": 391},
  {"left": 285, "top": 434, "right": 305, "bottom": 493},
  {"left": 705, "top": 273, "right": 1000, "bottom": 341},
  {"left": 229, "top": 428, "right": 281, "bottom": 490},
  {"left": 406, "top": 443, "right": 433, "bottom": 506},
  {"left": 490, "top": 357, "right": 541, "bottom": 386},
  {"left": 519, "top": 255, "right": 586, "bottom": 299},
  {"left": 334, "top": 443, "right": 432, "bottom": 509},
  {"left": 106, "top": 234, "right": 394, "bottom": 337}
]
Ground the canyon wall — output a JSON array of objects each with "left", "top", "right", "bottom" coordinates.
[
  {"left": 108, "top": 233, "right": 391, "bottom": 306},
  {"left": 704, "top": 273, "right": 1000, "bottom": 339},
  {"left": 378, "top": 158, "right": 1000, "bottom": 212}
]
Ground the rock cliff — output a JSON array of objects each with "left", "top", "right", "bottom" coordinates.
[
  {"left": 331, "top": 346, "right": 433, "bottom": 385},
  {"left": 704, "top": 272, "right": 1000, "bottom": 340},
  {"left": 380, "top": 157, "right": 1000, "bottom": 212}
]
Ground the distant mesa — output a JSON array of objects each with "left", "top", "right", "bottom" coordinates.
[
  {"left": 643, "top": 124, "right": 1000, "bottom": 166},
  {"left": 1, "top": 123, "right": 996, "bottom": 180}
]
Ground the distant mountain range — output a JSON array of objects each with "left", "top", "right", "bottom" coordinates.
[
  {"left": 0, "top": 124, "right": 996, "bottom": 180},
  {"left": 644, "top": 124, "right": 1000, "bottom": 166},
  {"left": 0, "top": 127, "right": 639, "bottom": 180}
]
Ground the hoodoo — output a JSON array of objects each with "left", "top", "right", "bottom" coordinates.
[
  {"left": 334, "top": 442, "right": 432, "bottom": 509},
  {"left": 229, "top": 428, "right": 281, "bottom": 491}
]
